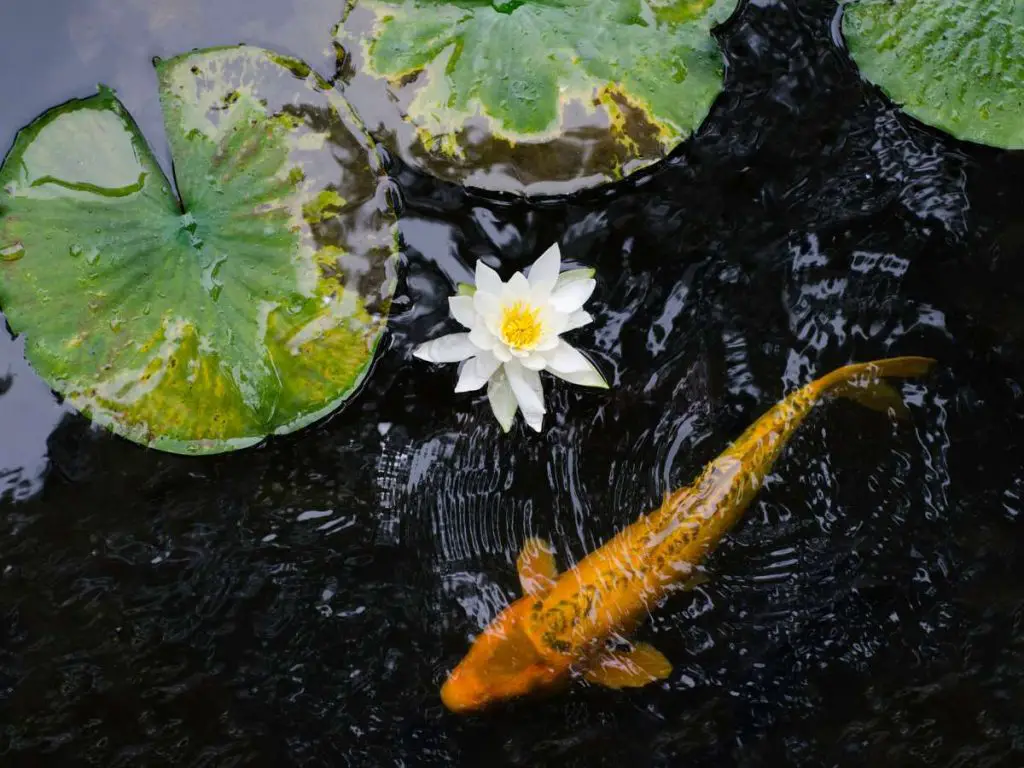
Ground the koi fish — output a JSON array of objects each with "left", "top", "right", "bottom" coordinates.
[{"left": 440, "top": 356, "right": 936, "bottom": 713}]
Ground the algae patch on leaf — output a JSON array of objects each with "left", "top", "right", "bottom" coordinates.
[
  {"left": 844, "top": 0, "right": 1024, "bottom": 150},
  {"left": 336, "top": 0, "right": 739, "bottom": 195},
  {"left": 0, "top": 46, "right": 398, "bottom": 455}
]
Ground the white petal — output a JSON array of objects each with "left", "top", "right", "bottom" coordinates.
[
  {"left": 544, "top": 341, "right": 608, "bottom": 389},
  {"left": 543, "top": 340, "right": 592, "bottom": 374},
  {"left": 506, "top": 360, "right": 545, "bottom": 430},
  {"left": 527, "top": 243, "right": 561, "bottom": 296},
  {"left": 469, "top": 325, "right": 495, "bottom": 351},
  {"left": 549, "top": 366, "right": 609, "bottom": 388},
  {"left": 550, "top": 278, "right": 596, "bottom": 313},
  {"left": 493, "top": 344, "right": 512, "bottom": 363},
  {"left": 521, "top": 353, "right": 548, "bottom": 371},
  {"left": 454, "top": 352, "right": 501, "bottom": 392},
  {"left": 564, "top": 310, "right": 593, "bottom": 332},
  {"left": 553, "top": 267, "right": 595, "bottom": 292},
  {"left": 532, "top": 309, "right": 568, "bottom": 352},
  {"left": 448, "top": 295, "right": 477, "bottom": 329},
  {"left": 504, "top": 271, "right": 531, "bottom": 301},
  {"left": 534, "top": 335, "right": 560, "bottom": 352},
  {"left": 413, "top": 333, "right": 479, "bottom": 363},
  {"left": 487, "top": 369, "right": 518, "bottom": 432},
  {"left": 484, "top": 308, "right": 502, "bottom": 337},
  {"left": 473, "top": 289, "right": 501, "bottom": 322},
  {"left": 543, "top": 309, "right": 569, "bottom": 337},
  {"left": 475, "top": 260, "right": 503, "bottom": 296},
  {"left": 522, "top": 406, "right": 543, "bottom": 432}
]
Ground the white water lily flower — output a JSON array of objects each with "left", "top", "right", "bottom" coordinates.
[{"left": 413, "top": 243, "right": 608, "bottom": 432}]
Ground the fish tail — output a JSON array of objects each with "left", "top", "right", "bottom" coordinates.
[{"left": 821, "top": 356, "right": 936, "bottom": 419}]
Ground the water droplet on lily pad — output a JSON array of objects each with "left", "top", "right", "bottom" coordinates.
[{"left": 69, "top": 244, "right": 84, "bottom": 258}]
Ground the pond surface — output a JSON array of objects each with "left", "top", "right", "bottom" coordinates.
[{"left": 2, "top": 0, "right": 1023, "bottom": 765}]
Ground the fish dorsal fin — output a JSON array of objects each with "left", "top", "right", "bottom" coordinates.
[
  {"left": 516, "top": 537, "right": 558, "bottom": 596},
  {"left": 584, "top": 642, "right": 672, "bottom": 689}
]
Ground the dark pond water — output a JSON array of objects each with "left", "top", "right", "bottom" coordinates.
[{"left": 2, "top": 0, "right": 1024, "bottom": 765}]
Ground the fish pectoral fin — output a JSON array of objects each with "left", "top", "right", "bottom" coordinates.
[
  {"left": 516, "top": 537, "right": 558, "bottom": 596},
  {"left": 583, "top": 642, "right": 673, "bottom": 689},
  {"left": 658, "top": 562, "right": 709, "bottom": 595},
  {"left": 674, "top": 565, "right": 710, "bottom": 592}
]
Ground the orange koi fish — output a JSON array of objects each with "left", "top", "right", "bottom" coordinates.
[{"left": 440, "top": 356, "right": 936, "bottom": 713}]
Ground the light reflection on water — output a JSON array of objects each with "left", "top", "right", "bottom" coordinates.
[{"left": 0, "top": 333, "right": 67, "bottom": 502}]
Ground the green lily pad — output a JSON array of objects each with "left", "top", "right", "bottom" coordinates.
[
  {"left": 336, "top": 0, "right": 738, "bottom": 195},
  {"left": 0, "top": 46, "right": 398, "bottom": 455},
  {"left": 843, "top": 0, "right": 1024, "bottom": 150}
]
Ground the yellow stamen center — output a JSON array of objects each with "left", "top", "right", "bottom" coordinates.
[{"left": 499, "top": 302, "right": 543, "bottom": 350}]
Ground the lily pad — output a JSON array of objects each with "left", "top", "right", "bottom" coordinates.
[
  {"left": 0, "top": 46, "right": 398, "bottom": 455},
  {"left": 843, "top": 0, "right": 1024, "bottom": 150},
  {"left": 336, "top": 0, "right": 739, "bottom": 195}
]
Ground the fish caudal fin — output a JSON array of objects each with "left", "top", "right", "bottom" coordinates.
[
  {"left": 826, "top": 356, "right": 936, "bottom": 420},
  {"left": 584, "top": 642, "right": 673, "bottom": 689}
]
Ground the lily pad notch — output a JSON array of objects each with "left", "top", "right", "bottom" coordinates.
[
  {"left": 0, "top": 45, "right": 399, "bottom": 455},
  {"left": 843, "top": 0, "right": 1024, "bottom": 150},
  {"left": 336, "top": 0, "right": 741, "bottom": 195}
]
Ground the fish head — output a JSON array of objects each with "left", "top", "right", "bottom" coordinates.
[{"left": 441, "top": 596, "right": 563, "bottom": 713}]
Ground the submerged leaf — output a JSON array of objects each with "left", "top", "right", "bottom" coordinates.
[
  {"left": 336, "top": 0, "right": 739, "bottom": 195},
  {"left": 844, "top": 0, "right": 1024, "bottom": 149},
  {"left": 0, "top": 46, "right": 398, "bottom": 455}
]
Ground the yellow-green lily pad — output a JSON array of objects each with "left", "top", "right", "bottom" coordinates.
[
  {"left": 336, "top": 0, "right": 739, "bottom": 195},
  {"left": 0, "top": 46, "right": 398, "bottom": 455},
  {"left": 843, "top": 0, "right": 1024, "bottom": 149}
]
